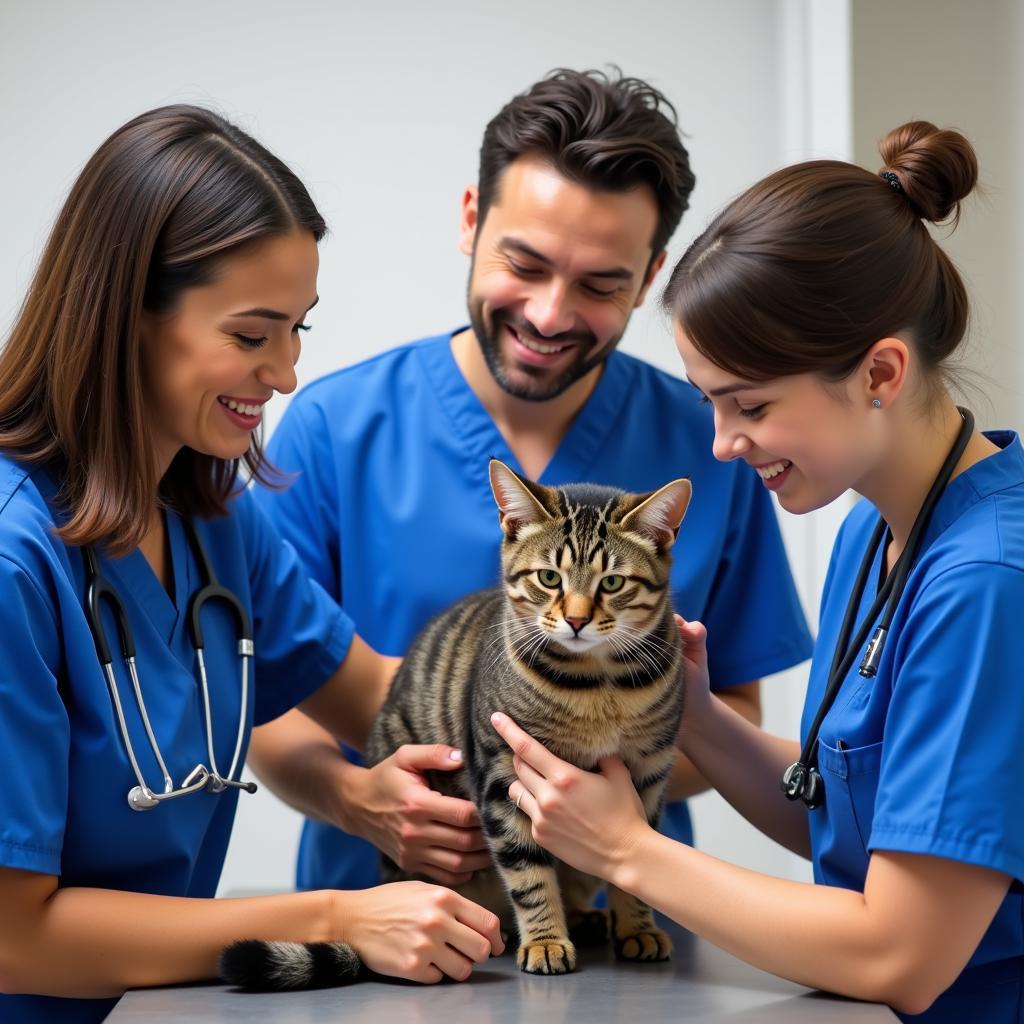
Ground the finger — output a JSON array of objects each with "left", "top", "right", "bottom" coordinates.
[
  {"left": 490, "top": 712, "right": 563, "bottom": 777},
  {"left": 451, "top": 897, "right": 505, "bottom": 956},
  {"left": 508, "top": 780, "right": 539, "bottom": 822},
  {"left": 418, "top": 864, "right": 475, "bottom": 887},
  {"left": 417, "top": 790, "right": 481, "bottom": 828},
  {"left": 394, "top": 743, "right": 466, "bottom": 773},
  {"left": 418, "top": 846, "right": 494, "bottom": 875},
  {"left": 597, "top": 755, "right": 632, "bottom": 783},
  {"left": 511, "top": 754, "right": 547, "bottom": 794},
  {"left": 416, "top": 822, "right": 490, "bottom": 854},
  {"left": 430, "top": 941, "right": 477, "bottom": 982}
]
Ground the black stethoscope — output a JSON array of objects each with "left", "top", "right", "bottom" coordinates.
[
  {"left": 84, "top": 517, "right": 259, "bottom": 811},
  {"left": 781, "top": 408, "right": 975, "bottom": 810}
]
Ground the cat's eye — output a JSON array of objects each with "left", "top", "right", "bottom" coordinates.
[
  {"left": 600, "top": 575, "right": 625, "bottom": 593},
  {"left": 537, "top": 569, "right": 562, "bottom": 589}
]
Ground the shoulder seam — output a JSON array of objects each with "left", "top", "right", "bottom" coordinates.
[{"left": 0, "top": 552, "right": 60, "bottom": 632}]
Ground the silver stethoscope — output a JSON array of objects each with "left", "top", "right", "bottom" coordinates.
[
  {"left": 781, "top": 407, "right": 974, "bottom": 810},
  {"left": 84, "top": 518, "right": 259, "bottom": 812}
]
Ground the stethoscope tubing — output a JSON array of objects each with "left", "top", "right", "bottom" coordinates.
[
  {"left": 783, "top": 408, "right": 976, "bottom": 810},
  {"left": 84, "top": 517, "right": 258, "bottom": 811}
]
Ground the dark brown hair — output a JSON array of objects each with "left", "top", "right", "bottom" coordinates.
[
  {"left": 0, "top": 104, "right": 326, "bottom": 555},
  {"left": 662, "top": 120, "right": 978, "bottom": 385},
  {"left": 478, "top": 67, "right": 695, "bottom": 258}
]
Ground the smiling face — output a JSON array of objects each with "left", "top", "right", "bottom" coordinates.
[
  {"left": 674, "top": 326, "right": 885, "bottom": 514},
  {"left": 460, "top": 158, "right": 665, "bottom": 401},
  {"left": 141, "top": 228, "right": 319, "bottom": 474}
]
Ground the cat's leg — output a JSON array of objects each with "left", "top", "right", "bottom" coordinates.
[
  {"left": 482, "top": 772, "right": 577, "bottom": 974},
  {"left": 557, "top": 863, "right": 608, "bottom": 946},
  {"left": 606, "top": 765, "right": 674, "bottom": 962}
]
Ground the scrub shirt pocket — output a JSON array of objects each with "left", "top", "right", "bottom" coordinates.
[{"left": 817, "top": 738, "right": 885, "bottom": 885}]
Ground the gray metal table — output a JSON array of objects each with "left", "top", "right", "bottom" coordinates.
[{"left": 110, "top": 920, "right": 897, "bottom": 1021}]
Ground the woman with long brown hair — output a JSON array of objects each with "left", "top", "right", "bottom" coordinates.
[
  {"left": 493, "top": 121, "right": 1024, "bottom": 1021},
  {"left": 0, "top": 106, "right": 501, "bottom": 1022}
]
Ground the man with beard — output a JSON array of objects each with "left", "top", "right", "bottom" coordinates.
[{"left": 248, "top": 69, "right": 812, "bottom": 893}]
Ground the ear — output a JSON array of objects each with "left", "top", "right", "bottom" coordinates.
[
  {"left": 621, "top": 479, "right": 692, "bottom": 549},
  {"left": 489, "top": 460, "right": 552, "bottom": 539},
  {"left": 458, "top": 186, "right": 480, "bottom": 257},
  {"left": 861, "top": 337, "right": 910, "bottom": 409},
  {"left": 633, "top": 249, "right": 668, "bottom": 309}
]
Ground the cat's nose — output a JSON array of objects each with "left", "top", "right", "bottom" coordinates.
[{"left": 565, "top": 616, "right": 591, "bottom": 634}]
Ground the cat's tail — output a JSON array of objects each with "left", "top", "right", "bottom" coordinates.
[{"left": 219, "top": 940, "right": 363, "bottom": 991}]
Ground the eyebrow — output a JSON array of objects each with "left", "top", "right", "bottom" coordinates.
[
  {"left": 498, "top": 238, "right": 634, "bottom": 282},
  {"left": 687, "top": 379, "right": 758, "bottom": 398},
  {"left": 228, "top": 296, "right": 320, "bottom": 320}
]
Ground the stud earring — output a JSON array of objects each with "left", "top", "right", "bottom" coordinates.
[{"left": 872, "top": 399, "right": 882, "bottom": 409}]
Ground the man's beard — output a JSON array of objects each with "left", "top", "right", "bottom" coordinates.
[{"left": 467, "top": 296, "right": 620, "bottom": 403}]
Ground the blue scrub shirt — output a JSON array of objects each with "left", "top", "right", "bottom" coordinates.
[
  {"left": 257, "top": 330, "right": 813, "bottom": 891},
  {"left": 0, "top": 457, "right": 353, "bottom": 1023},
  {"left": 805, "top": 432, "right": 1024, "bottom": 1022}
]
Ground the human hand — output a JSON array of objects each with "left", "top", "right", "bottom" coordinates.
[
  {"left": 347, "top": 745, "right": 492, "bottom": 885},
  {"left": 337, "top": 881, "right": 504, "bottom": 983},
  {"left": 490, "top": 713, "right": 651, "bottom": 881},
  {"left": 674, "top": 615, "right": 714, "bottom": 743}
]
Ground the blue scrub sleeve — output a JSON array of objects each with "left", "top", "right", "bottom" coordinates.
[
  {"left": 0, "top": 555, "right": 68, "bottom": 875},
  {"left": 870, "top": 561, "right": 1024, "bottom": 881},
  {"left": 699, "top": 472, "right": 813, "bottom": 689},
  {"left": 258, "top": 395, "right": 341, "bottom": 600},
  {"left": 236, "top": 491, "right": 354, "bottom": 725}
]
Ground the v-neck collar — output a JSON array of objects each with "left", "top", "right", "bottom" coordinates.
[
  {"left": 105, "top": 510, "right": 188, "bottom": 645},
  {"left": 416, "top": 328, "right": 635, "bottom": 485}
]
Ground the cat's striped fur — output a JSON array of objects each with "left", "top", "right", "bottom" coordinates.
[{"left": 220, "top": 461, "right": 689, "bottom": 989}]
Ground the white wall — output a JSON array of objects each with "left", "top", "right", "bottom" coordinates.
[{"left": 851, "top": 0, "right": 1024, "bottom": 432}]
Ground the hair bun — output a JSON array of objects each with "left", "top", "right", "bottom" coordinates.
[{"left": 878, "top": 121, "right": 978, "bottom": 224}]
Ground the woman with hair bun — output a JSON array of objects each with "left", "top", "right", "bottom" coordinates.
[
  {"left": 493, "top": 122, "right": 1023, "bottom": 1021},
  {"left": 0, "top": 106, "right": 501, "bottom": 1023}
]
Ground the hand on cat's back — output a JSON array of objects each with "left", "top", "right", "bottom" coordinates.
[
  {"left": 492, "top": 712, "right": 651, "bottom": 882},
  {"left": 347, "top": 744, "right": 494, "bottom": 885}
]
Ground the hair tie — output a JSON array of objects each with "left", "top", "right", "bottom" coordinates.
[{"left": 879, "top": 170, "right": 904, "bottom": 194}]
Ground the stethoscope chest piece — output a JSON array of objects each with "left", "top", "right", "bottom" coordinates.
[
  {"left": 85, "top": 518, "right": 259, "bottom": 812},
  {"left": 781, "top": 761, "right": 824, "bottom": 809}
]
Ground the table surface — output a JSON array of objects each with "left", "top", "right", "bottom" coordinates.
[{"left": 110, "top": 919, "right": 897, "bottom": 1022}]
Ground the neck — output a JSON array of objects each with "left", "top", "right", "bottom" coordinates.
[
  {"left": 858, "top": 397, "right": 997, "bottom": 560},
  {"left": 450, "top": 328, "right": 603, "bottom": 477}
]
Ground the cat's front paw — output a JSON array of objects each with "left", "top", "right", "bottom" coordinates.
[
  {"left": 517, "top": 939, "right": 578, "bottom": 974},
  {"left": 614, "top": 927, "right": 672, "bottom": 962}
]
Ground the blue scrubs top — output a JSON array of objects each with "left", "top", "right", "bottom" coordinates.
[
  {"left": 257, "top": 330, "right": 813, "bottom": 890},
  {"left": 0, "top": 457, "right": 353, "bottom": 1024},
  {"left": 805, "top": 432, "right": 1024, "bottom": 1022}
]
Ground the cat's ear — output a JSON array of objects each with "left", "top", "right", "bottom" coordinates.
[
  {"left": 489, "top": 460, "right": 552, "bottom": 539},
  {"left": 620, "top": 479, "right": 692, "bottom": 550}
]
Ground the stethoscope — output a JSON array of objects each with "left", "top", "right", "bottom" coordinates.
[
  {"left": 781, "top": 407, "right": 975, "bottom": 810},
  {"left": 84, "top": 517, "right": 259, "bottom": 811}
]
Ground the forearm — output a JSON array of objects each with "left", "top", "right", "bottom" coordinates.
[
  {"left": 614, "top": 834, "right": 898, "bottom": 1008},
  {"left": 681, "top": 695, "right": 810, "bottom": 856},
  {"left": 299, "top": 634, "right": 400, "bottom": 750},
  {"left": 3, "top": 882, "right": 334, "bottom": 999},
  {"left": 247, "top": 710, "right": 363, "bottom": 829},
  {"left": 663, "top": 685, "right": 761, "bottom": 801}
]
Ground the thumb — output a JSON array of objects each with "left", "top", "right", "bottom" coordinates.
[
  {"left": 394, "top": 743, "right": 465, "bottom": 773},
  {"left": 674, "top": 614, "right": 709, "bottom": 665},
  {"left": 598, "top": 756, "right": 632, "bottom": 782}
]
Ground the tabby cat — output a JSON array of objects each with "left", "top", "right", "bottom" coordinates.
[{"left": 221, "top": 460, "right": 689, "bottom": 989}]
